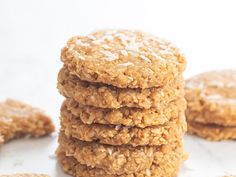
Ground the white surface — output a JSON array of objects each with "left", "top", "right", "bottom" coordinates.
[{"left": 0, "top": 0, "right": 236, "bottom": 176}]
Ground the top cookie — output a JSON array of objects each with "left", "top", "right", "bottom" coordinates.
[
  {"left": 61, "top": 29, "right": 186, "bottom": 89},
  {"left": 186, "top": 70, "right": 236, "bottom": 126}
]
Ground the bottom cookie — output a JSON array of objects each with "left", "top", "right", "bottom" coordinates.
[
  {"left": 58, "top": 131, "right": 184, "bottom": 175},
  {"left": 188, "top": 121, "right": 236, "bottom": 141},
  {"left": 57, "top": 148, "right": 186, "bottom": 177}
]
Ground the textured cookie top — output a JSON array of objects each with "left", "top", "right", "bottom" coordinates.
[
  {"left": 186, "top": 70, "right": 236, "bottom": 105},
  {"left": 61, "top": 29, "right": 186, "bottom": 88}
]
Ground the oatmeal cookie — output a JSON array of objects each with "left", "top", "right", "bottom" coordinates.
[
  {"left": 57, "top": 148, "right": 186, "bottom": 177},
  {"left": 60, "top": 108, "right": 186, "bottom": 146},
  {"left": 62, "top": 98, "right": 186, "bottom": 128},
  {"left": 58, "top": 131, "right": 183, "bottom": 175},
  {"left": 0, "top": 99, "right": 54, "bottom": 144},
  {"left": 58, "top": 67, "right": 185, "bottom": 109},
  {"left": 186, "top": 70, "right": 236, "bottom": 126},
  {"left": 188, "top": 121, "right": 236, "bottom": 141},
  {"left": 61, "top": 29, "right": 186, "bottom": 89}
]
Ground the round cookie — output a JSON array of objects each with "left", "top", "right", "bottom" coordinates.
[
  {"left": 60, "top": 107, "right": 186, "bottom": 147},
  {"left": 188, "top": 121, "right": 236, "bottom": 141},
  {"left": 62, "top": 98, "right": 186, "bottom": 128},
  {"left": 58, "top": 67, "right": 185, "bottom": 109},
  {"left": 186, "top": 70, "right": 236, "bottom": 126},
  {"left": 58, "top": 131, "right": 183, "bottom": 175},
  {"left": 61, "top": 29, "right": 186, "bottom": 89},
  {"left": 57, "top": 148, "right": 186, "bottom": 177}
]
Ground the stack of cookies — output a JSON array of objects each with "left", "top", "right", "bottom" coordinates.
[
  {"left": 186, "top": 70, "right": 236, "bottom": 141},
  {"left": 57, "top": 29, "right": 187, "bottom": 177}
]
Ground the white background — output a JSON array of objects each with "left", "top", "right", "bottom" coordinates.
[{"left": 0, "top": 0, "right": 236, "bottom": 176}]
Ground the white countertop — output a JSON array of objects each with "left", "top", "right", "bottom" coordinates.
[{"left": 1, "top": 0, "right": 236, "bottom": 176}]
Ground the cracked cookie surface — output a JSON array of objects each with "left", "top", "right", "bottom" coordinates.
[{"left": 61, "top": 29, "right": 186, "bottom": 89}]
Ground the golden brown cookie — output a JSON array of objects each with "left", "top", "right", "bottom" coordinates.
[
  {"left": 61, "top": 29, "right": 186, "bottom": 89},
  {"left": 60, "top": 107, "right": 186, "bottom": 147},
  {"left": 62, "top": 98, "right": 186, "bottom": 128},
  {"left": 58, "top": 67, "right": 185, "bottom": 109},
  {"left": 57, "top": 148, "right": 186, "bottom": 177},
  {"left": 186, "top": 70, "right": 236, "bottom": 127},
  {"left": 58, "top": 131, "right": 183, "bottom": 175},
  {"left": 188, "top": 121, "right": 236, "bottom": 141},
  {"left": 0, "top": 99, "right": 55, "bottom": 144},
  {"left": 0, "top": 174, "right": 50, "bottom": 177}
]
